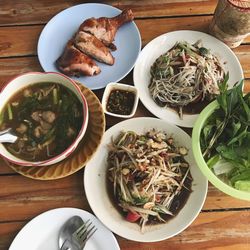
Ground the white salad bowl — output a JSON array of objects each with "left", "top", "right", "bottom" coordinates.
[
  {"left": 133, "top": 30, "right": 244, "bottom": 128},
  {"left": 0, "top": 72, "right": 88, "bottom": 166},
  {"left": 84, "top": 117, "right": 208, "bottom": 242}
]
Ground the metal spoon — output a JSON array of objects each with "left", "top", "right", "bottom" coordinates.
[
  {"left": 58, "top": 216, "right": 84, "bottom": 250},
  {"left": 0, "top": 128, "right": 18, "bottom": 143}
]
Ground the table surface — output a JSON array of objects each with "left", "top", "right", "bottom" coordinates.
[{"left": 0, "top": 1, "right": 250, "bottom": 249}]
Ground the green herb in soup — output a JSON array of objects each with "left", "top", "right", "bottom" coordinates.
[{"left": 0, "top": 82, "right": 83, "bottom": 161}]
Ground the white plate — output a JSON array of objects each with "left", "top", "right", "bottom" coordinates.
[
  {"left": 9, "top": 208, "right": 120, "bottom": 250},
  {"left": 38, "top": 3, "right": 141, "bottom": 90},
  {"left": 84, "top": 117, "right": 208, "bottom": 242},
  {"left": 133, "top": 30, "right": 244, "bottom": 127}
]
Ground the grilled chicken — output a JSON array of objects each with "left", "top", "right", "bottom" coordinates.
[
  {"left": 79, "top": 9, "right": 134, "bottom": 50},
  {"left": 75, "top": 31, "right": 114, "bottom": 65},
  {"left": 56, "top": 40, "right": 101, "bottom": 76}
]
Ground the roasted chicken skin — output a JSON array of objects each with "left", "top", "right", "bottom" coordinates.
[
  {"left": 56, "top": 40, "right": 101, "bottom": 77},
  {"left": 74, "top": 31, "right": 114, "bottom": 65},
  {"left": 79, "top": 9, "right": 134, "bottom": 50}
]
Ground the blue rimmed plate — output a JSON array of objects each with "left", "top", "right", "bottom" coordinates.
[{"left": 38, "top": 3, "right": 141, "bottom": 90}]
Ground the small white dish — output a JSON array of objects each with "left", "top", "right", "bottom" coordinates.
[
  {"left": 9, "top": 207, "right": 120, "bottom": 250},
  {"left": 84, "top": 117, "right": 208, "bottom": 242},
  {"left": 133, "top": 30, "right": 244, "bottom": 128},
  {"left": 102, "top": 82, "right": 139, "bottom": 118}
]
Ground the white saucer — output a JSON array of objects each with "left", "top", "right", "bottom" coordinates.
[{"left": 9, "top": 207, "right": 120, "bottom": 250}]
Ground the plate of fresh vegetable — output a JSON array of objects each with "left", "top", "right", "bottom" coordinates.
[
  {"left": 84, "top": 117, "right": 207, "bottom": 242},
  {"left": 192, "top": 74, "right": 250, "bottom": 200}
]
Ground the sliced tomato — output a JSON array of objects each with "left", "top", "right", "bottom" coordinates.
[
  {"left": 126, "top": 211, "right": 141, "bottom": 222},
  {"left": 155, "top": 194, "right": 162, "bottom": 202}
]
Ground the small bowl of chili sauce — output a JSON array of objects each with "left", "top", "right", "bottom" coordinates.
[{"left": 102, "top": 82, "right": 139, "bottom": 118}]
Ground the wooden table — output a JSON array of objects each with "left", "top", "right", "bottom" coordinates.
[{"left": 0, "top": 1, "right": 250, "bottom": 249}]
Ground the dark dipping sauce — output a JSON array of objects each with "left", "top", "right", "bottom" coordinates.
[
  {"left": 106, "top": 89, "right": 135, "bottom": 115},
  {"left": 181, "top": 99, "right": 210, "bottom": 114},
  {"left": 173, "top": 99, "right": 211, "bottom": 116},
  {"left": 155, "top": 97, "right": 211, "bottom": 116}
]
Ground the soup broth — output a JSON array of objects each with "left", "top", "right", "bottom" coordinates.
[{"left": 0, "top": 82, "right": 83, "bottom": 161}]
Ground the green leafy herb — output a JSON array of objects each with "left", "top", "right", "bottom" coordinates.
[
  {"left": 199, "top": 47, "right": 209, "bottom": 56},
  {"left": 133, "top": 197, "right": 149, "bottom": 205},
  {"left": 200, "top": 75, "right": 250, "bottom": 191}
]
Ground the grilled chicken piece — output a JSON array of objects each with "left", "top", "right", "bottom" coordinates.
[
  {"left": 74, "top": 31, "right": 114, "bottom": 65},
  {"left": 79, "top": 9, "right": 134, "bottom": 50},
  {"left": 56, "top": 40, "right": 101, "bottom": 76}
]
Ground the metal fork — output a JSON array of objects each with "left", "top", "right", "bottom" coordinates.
[{"left": 72, "top": 219, "right": 97, "bottom": 249}]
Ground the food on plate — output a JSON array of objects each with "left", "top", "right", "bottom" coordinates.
[
  {"left": 0, "top": 83, "right": 83, "bottom": 161},
  {"left": 56, "top": 9, "right": 134, "bottom": 77},
  {"left": 75, "top": 31, "right": 115, "bottom": 65},
  {"left": 56, "top": 40, "right": 101, "bottom": 76},
  {"left": 79, "top": 9, "right": 134, "bottom": 51},
  {"left": 200, "top": 76, "right": 250, "bottom": 191},
  {"left": 107, "top": 129, "right": 192, "bottom": 231},
  {"left": 149, "top": 40, "right": 225, "bottom": 118},
  {"left": 106, "top": 89, "right": 135, "bottom": 115}
]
